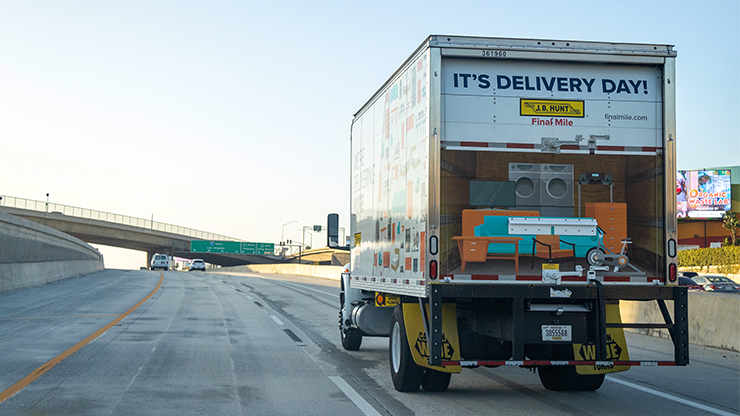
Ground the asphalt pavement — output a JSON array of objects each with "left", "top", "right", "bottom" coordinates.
[{"left": 0, "top": 269, "right": 737, "bottom": 415}]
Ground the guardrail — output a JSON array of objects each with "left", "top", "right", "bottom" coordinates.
[{"left": 0, "top": 195, "right": 242, "bottom": 242}]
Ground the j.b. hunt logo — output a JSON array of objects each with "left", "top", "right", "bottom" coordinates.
[
  {"left": 521, "top": 99, "right": 584, "bottom": 118},
  {"left": 415, "top": 332, "right": 455, "bottom": 360}
]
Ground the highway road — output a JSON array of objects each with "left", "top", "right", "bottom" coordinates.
[{"left": 0, "top": 269, "right": 737, "bottom": 415}]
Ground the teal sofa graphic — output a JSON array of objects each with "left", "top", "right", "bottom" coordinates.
[{"left": 475, "top": 216, "right": 600, "bottom": 257}]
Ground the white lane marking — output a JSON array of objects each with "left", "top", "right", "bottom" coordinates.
[
  {"left": 278, "top": 280, "right": 339, "bottom": 298},
  {"left": 329, "top": 376, "right": 381, "bottom": 416},
  {"left": 270, "top": 315, "right": 284, "bottom": 326},
  {"left": 607, "top": 376, "right": 736, "bottom": 416},
  {"left": 245, "top": 295, "right": 254, "bottom": 301}
]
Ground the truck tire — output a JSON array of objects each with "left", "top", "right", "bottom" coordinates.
[
  {"left": 340, "top": 326, "right": 362, "bottom": 351},
  {"left": 573, "top": 373, "right": 605, "bottom": 391},
  {"left": 339, "top": 280, "right": 363, "bottom": 351},
  {"left": 421, "top": 369, "right": 451, "bottom": 392},
  {"left": 538, "top": 366, "right": 578, "bottom": 391},
  {"left": 539, "top": 344, "right": 604, "bottom": 391},
  {"left": 389, "top": 305, "right": 423, "bottom": 392}
]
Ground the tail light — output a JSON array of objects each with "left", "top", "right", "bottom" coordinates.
[
  {"left": 668, "top": 263, "right": 677, "bottom": 283},
  {"left": 430, "top": 260, "right": 438, "bottom": 280}
]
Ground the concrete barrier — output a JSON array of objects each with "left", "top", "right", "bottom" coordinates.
[
  {"left": 213, "top": 263, "right": 343, "bottom": 281},
  {"left": 0, "top": 212, "right": 104, "bottom": 292},
  {"left": 620, "top": 292, "right": 740, "bottom": 352}
]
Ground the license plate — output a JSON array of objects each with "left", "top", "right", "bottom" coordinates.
[{"left": 542, "top": 325, "right": 572, "bottom": 341}]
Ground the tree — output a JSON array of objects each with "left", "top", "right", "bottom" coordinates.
[{"left": 722, "top": 211, "right": 739, "bottom": 246}]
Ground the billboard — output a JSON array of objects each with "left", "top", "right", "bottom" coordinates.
[{"left": 677, "top": 170, "right": 732, "bottom": 219}]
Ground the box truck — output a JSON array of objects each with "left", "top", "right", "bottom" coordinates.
[{"left": 338, "top": 35, "right": 686, "bottom": 392}]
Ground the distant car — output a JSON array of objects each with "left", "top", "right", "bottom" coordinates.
[
  {"left": 189, "top": 259, "right": 206, "bottom": 271},
  {"left": 150, "top": 254, "right": 171, "bottom": 271},
  {"left": 678, "top": 276, "right": 705, "bottom": 291},
  {"left": 691, "top": 275, "right": 740, "bottom": 293}
]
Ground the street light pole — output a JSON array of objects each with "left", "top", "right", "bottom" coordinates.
[
  {"left": 46, "top": 193, "right": 49, "bottom": 215},
  {"left": 282, "top": 220, "right": 297, "bottom": 244},
  {"left": 303, "top": 230, "right": 313, "bottom": 250}
]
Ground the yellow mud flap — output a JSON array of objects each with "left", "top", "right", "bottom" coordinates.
[
  {"left": 573, "top": 302, "right": 630, "bottom": 375},
  {"left": 402, "top": 303, "right": 462, "bottom": 373}
]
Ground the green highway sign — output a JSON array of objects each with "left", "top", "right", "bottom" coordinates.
[
  {"left": 190, "top": 240, "right": 241, "bottom": 253},
  {"left": 191, "top": 240, "right": 274, "bottom": 255},
  {"left": 240, "top": 242, "right": 275, "bottom": 255}
]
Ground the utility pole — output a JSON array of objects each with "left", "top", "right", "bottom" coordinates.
[{"left": 282, "top": 220, "right": 297, "bottom": 244}]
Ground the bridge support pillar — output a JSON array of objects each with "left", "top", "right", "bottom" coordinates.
[{"left": 146, "top": 251, "right": 155, "bottom": 270}]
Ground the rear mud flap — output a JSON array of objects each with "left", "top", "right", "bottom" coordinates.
[
  {"left": 573, "top": 303, "right": 630, "bottom": 375},
  {"left": 402, "top": 303, "right": 461, "bottom": 373}
]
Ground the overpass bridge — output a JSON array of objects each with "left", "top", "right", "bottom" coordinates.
[{"left": 0, "top": 196, "right": 285, "bottom": 267}]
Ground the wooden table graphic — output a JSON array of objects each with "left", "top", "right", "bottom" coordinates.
[{"left": 452, "top": 236, "right": 524, "bottom": 274}]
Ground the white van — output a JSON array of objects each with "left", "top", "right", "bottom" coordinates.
[{"left": 150, "top": 254, "right": 171, "bottom": 271}]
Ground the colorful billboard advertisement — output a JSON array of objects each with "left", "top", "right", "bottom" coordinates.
[{"left": 677, "top": 170, "right": 732, "bottom": 219}]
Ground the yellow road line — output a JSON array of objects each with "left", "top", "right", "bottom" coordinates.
[
  {"left": 0, "top": 272, "right": 164, "bottom": 404},
  {"left": 0, "top": 314, "right": 119, "bottom": 321}
]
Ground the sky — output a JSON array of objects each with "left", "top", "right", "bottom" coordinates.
[{"left": 1, "top": 1, "right": 738, "bottom": 269}]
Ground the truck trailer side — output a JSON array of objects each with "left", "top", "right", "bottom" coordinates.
[{"left": 340, "top": 35, "right": 685, "bottom": 392}]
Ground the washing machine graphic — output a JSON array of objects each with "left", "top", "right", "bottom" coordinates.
[
  {"left": 541, "top": 164, "right": 574, "bottom": 208},
  {"left": 508, "top": 163, "right": 541, "bottom": 207}
]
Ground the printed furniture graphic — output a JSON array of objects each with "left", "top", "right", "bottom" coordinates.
[
  {"left": 452, "top": 236, "right": 523, "bottom": 273},
  {"left": 531, "top": 234, "right": 576, "bottom": 269},
  {"left": 454, "top": 209, "right": 601, "bottom": 275},
  {"left": 585, "top": 203, "right": 627, "bottom": 254}
]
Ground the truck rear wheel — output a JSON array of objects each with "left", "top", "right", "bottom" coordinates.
[
  {"left": 573, "top": 373, "right": 605, "bottom": 391},
  {"left": 421, "top": 369, "right": 451, "bottom": 392},
  {"left": 390, "top": 305, "right": 423, "bottom": 392},
  {"left": 538, "top": 344, "right": 605, "bottom": 391},
  {"left": 538, "top": 366, "right": 578, "bottom": 391},
  {"left": 538, "top": 366, "right": 606, "bottom": 391}
]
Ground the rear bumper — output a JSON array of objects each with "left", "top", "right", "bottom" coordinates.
[{"left": 425, "top": 283, "right": 689, "bottom": 367}]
